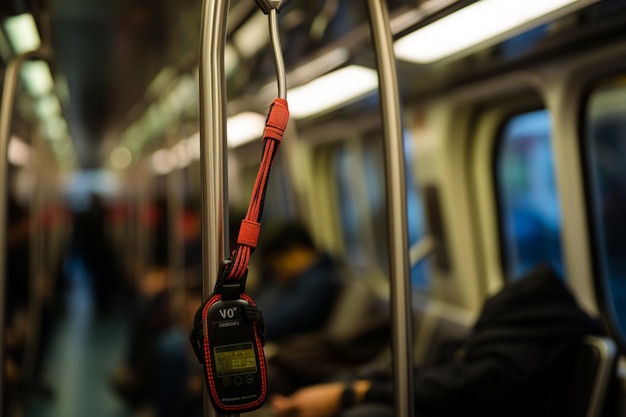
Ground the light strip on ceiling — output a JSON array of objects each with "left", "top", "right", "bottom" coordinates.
[
  {"left": 20, "top": 60, "right": 54, "bottom": 96},
  {"left": 8, "top": 135, "right": 32, "bottom": 167},
  {"left": 34, "top": 94, "right": 62, "bottom": 118},
  {"left": 288, "top": 47, "right": 350, "bottom": 86},
  {"left": 258, "top": 47, "right": 350, "bottom": 105},
  {"left": 3, "top": 13, "right": 41, "bottom": 54},
  {"left": 394, "top": 0, "right": 598, "bottom": 64},
  {"left": 227, "top": 112, "right": 267, "bottom": 148},
  {"left": 288, "top": 65, "right": 378, "bottom": 119},
  {"left": 233, "top": 12, "right": 268, "bottom": 58}
]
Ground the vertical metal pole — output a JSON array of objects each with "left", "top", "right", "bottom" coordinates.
[
  {"left": 199, "top": 1, "right": 230, "bottom": 416},
  {"left": 0, "top": 49, "right": 52, "bottom": 410},
  {"left": 366, "top": 2, "right": 414, "bottom": 417}
]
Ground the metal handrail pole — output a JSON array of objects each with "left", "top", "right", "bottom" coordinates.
[
  {"left": 0, "top": 48, "right": 53, "bottom": 410},
  {"left": 268, "top": 8, "right": 286, "bottom": 100},
  {"left": 366, "top": 2, "right": 414, "bottom": 417},
  {"left": 198, "top": 0, "right": 230, "bottom": 416}
]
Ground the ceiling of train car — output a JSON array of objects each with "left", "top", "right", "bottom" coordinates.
[
  {"left": 3, "top": 0, "right": 624, "bottom": 169},
  {"left": 0, "top": 0, "right": 416, "bottom": 168}
]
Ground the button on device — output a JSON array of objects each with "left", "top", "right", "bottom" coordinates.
[
  {"left": 245, "top": 375, "right": 254, "bottom": 384},
  {"left": 222, "top": 378, "right": 231, "bottom": 387},
  {"left": 234, "top": 376, "right": 243, "bottom": 385}
]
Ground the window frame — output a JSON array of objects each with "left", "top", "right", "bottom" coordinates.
[
  {"left": 470, "top": 89, "right": 548, "bottom": 294},
  {"left": 579, "top": 74, "right": 626, "bottom": 351}
]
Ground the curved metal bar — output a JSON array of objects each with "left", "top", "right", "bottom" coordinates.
[
  {"left": 365, "top": 1, "right": 414, "bottom": 417},
  {"left": 0, "top": 48, "right": 53, "bottom": 410},
  {"left": 268, "top": 8, "right": 287, "bottom": 99},
  {"left": 198, "top": 0, "right": 230, "bottom": 416}
]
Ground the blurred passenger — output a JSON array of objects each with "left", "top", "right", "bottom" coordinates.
[
  {"left": 108, "top": 259, "right": 172, "bottom": 408},
  {"left": 110, "top": 198, "right": 203, "bottom": 415},
  {"left": 253, "top": 221, "right": 342, "bottom": 342},
  {"left": 150, "top": 281, "right": 204, "bottom": 417},
  {"left": 4, "top": 196, "right": 31, "bottom": 415},
  {"left": 4, "top": 194, "right": 65, "bottom": 412},
  {"left": 72, "top": 192, "right": 128, "bottom": 314},
  {"left": 271, "top": 264, "right": 605, "bottom": 417}
]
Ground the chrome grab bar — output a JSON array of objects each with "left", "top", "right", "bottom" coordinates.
[{"left": 0, "top": 47, "right": 54, "bottom": 412}]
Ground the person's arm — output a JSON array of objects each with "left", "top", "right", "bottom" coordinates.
[{"left": 271, "top": 380, "right": 371, "bottom": 417}]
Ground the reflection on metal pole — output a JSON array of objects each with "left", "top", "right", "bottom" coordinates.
[
  {"left": 198, "top": 0, "right": 230, "bottom": 416},
  {"left": 0, "top": 48, "right": 53, "bottom": 410},
  {"left": 366, "top": 1, "right": 415, "bottom": 417}
]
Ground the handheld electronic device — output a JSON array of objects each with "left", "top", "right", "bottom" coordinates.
[
  {"left": 190, "top": 2, "right": 289, "bottom": 413},
  {"left": 190, "top": 268, "right": 267, "bottom": 414}
]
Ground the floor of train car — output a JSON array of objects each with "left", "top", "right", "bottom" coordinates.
[{"left": 24, "top": 257, "right": 133, "bottom": 417}]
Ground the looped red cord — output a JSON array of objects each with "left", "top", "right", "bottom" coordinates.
[{"left": 227, "top": 98, "right": 289, "bottom": 281}]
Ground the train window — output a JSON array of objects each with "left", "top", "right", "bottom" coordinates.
[
  {"left": 335, "top": 140, "right": 383, "bottom": 270},
  {"left": 334, "top": 132, "right": 429, "bottom": 289},
  {"left": 235, "top": 156, "right": 296, "bottom": 224},
  {"left": 404, "top": 131, "right": 430, "bottom": 289},
  {"left": 494, "top": 109, "right": 563, "bottom": 280},
  {"left": 584, "top": 77, "right": 626, "bottom": 340}
]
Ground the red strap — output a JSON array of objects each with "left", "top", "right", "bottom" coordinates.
[
  {"left": 263, "top": 98, "right": 289, "bottom": 142},
  {"left": 227, "top": 98, "right": 289, "bottom": 281},
  {"left": 237, "top": 219, "right": 261, "bottom": 248}
]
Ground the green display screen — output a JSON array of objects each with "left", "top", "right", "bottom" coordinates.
[{"left": 214, "top": 342, "right": 257, "bottom": 377}]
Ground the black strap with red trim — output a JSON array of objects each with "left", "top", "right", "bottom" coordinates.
[{"left": 189, "top": 98, "right": 289, "bottom": 414}]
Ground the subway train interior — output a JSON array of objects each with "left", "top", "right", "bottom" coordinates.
[{"left": 2, "top": 0, "right": 626, "bottom": 416}]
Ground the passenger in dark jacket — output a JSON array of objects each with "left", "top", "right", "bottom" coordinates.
[
  {"left": 271, "top": 264, "right": 606, "bottom": 417},
  {"left": 253, "top": 221, "right": 342, "bottom": 341}
]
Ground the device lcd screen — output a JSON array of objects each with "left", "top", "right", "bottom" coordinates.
[{"left": 214, "top": 342, "right": 257, "bottom": 377}]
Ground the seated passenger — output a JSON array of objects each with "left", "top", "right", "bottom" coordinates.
[
  {"left": 271, "top": 264, "right": 606, "bottom": 417},
  {"left": 252, "top": 221, "right": 342, "bottom": 342}
]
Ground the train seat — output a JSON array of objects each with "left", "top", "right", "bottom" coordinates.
[
  {"left": 562, "top": 335, "right": 618, "bottom": 417},
  {"left": 412, "top": 302, "right": 473, "bottom": 366},
  {"left": 324, "top": 268, "right": 384, "bottom": 339}
]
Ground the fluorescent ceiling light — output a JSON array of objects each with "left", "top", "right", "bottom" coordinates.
[
  {"left": 227, "top": 112, "right": 266, "bottom": 148},
  {"left": 8, "top": 135, "right": 32, "bottom": 167},
  {"left": 185, "top": 131, "right": 201, "bottom": 160},
  {"left": 151, "top": 149, "right": 173, "bottom": 175},
  {"left": 233, "top": 12, "right": 268, "bottom": 58},
  {"left": 41, "top": 115, "right": 67, "bottom": 140},
  {"left": 394, "top": 0, "right": 597, "bottom": 63},
  {"left": 34, "top": 94, "right": 62, "bottom": 118},
  {"left": 259, "top": 47, "right": 350, "bottom": 104},
  {"left": 3, "top": 13, "right": 41, "bottom": 54},
  {"left": 288, "top": 65, "right": 378, "bottom": 119},
  {"left": 288, "top": 48, "right": 350, "bottom": 86},
  {"left": 20, "top": 60, "right": 54, "bottom": 96},
  {"left": 146, "top": 66, "right": 176, "bottom": 97},
  {"left": 110, "top": 146, "right": 132, "bottom": 170}
]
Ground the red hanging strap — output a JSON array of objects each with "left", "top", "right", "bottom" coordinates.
[{"left": 227, "top": 98, "right": 289, "bottom": 281}]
